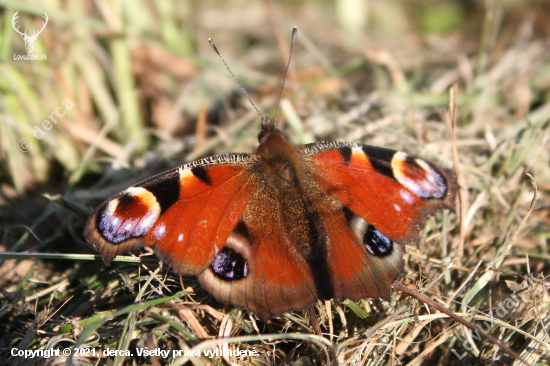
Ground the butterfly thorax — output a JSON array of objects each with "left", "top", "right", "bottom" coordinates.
[{"left": 256, "top": 128, "right": 306, "bottom": 191}]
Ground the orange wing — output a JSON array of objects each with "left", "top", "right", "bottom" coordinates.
[
  {"left": 198, "top": 182, "right": 320, "bottom": 321},
  {"left": 304, "top": 178, "right": 406, "bottom": 305},
  {"left": 300, "top": 142, "right": 457, "bottom": 244},
  {"left": 84, "top": 153, "right": 259, "bottom": 275}
]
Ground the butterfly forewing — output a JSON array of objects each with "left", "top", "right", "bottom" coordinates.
[
  {"left": 85, "top": 153, "right": 259, "bottom": 272},
  {"left": 299, "top": 141, "right": 457, "bottom": 244}
]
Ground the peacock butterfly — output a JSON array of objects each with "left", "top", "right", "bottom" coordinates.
[{"left": 84, "top": 29, "right": 457, "bottom": 321}]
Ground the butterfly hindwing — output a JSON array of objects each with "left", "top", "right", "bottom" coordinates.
[
  {"left": 300, "top": 142, "right": 457, "bottom": 244},
  {"left": 84, "top": 153, "right": 259, "bottom": 274},
  {"left": 199, "top": 181, "right": 319, "bottom": 321},
  {"left": 302, "top": 178, "right": 405, "bottom": 303}
]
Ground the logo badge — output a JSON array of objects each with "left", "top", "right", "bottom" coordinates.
[{"left": 12, "top": 11, "right": 48, "bottom": 60}]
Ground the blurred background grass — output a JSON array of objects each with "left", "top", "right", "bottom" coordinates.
[{"left": 0, "top": 0, "right": 550, "bottom": 365}]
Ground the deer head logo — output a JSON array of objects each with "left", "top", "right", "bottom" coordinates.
[{"left": 12, "top": 11, "right": 49, "bottom": 54}]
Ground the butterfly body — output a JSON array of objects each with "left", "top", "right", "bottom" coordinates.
[{"left": 85, "top": 120, "right": 457, "bottom": 320}]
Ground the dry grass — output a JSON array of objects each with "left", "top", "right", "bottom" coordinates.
[{"left": 1, "top": 0, "right": 550, "bottom": 365}]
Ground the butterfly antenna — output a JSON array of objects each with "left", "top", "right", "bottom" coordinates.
[
  {"left": 273, "top": 26, "right": 297, "bottom": 127},
  {"left": 208, "top": 38, "right": 265, "bottom": 123}
]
